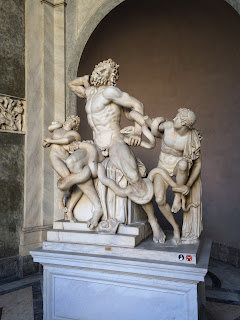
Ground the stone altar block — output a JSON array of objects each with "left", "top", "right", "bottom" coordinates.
[
  {"left": 30, "top": 237, "right": 211, "bottom": 320},
  {"left": 47, "top": 220, "right": 152, "bottom": 248}
]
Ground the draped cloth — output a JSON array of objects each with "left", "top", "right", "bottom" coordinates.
[
  {"left": 96, "top": 157, "right": 146, "bottom": 234},
  {"left": 97, "top": 157, "right": 129, "bottom": 225},
  {"left": 182, "top": 129, "right": 203, "bottom": 241},
  {"left": 183, "top": 129, "right": 202, "bottom": 168},
  {"left": 182, "top": 176, "right": 202, "bottom": 241}
]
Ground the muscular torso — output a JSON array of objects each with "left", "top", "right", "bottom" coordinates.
[
  {"left": 50, "top": 129, "right": 70, "bottom": 161},
  {"left": 162, "top": 122, "right": 188, "bottom": 154},
  {"left": 85, "top": 86, "right": 122, "bottom": 149},
  {"left": 158, "top": 122, "right": 189, "bottom": 173}
]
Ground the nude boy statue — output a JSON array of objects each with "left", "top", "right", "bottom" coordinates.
[
  {"left": 43, "top": 116, "right": 81, "bottom": 215},
  {"left": 68, "top": 59, "right": 165, "bottom": 243},
  {"left": 43, "top": 115, "right": 103, "bottom": 227},
  {"left": 149, "top": 108, "right": 202, "bottom": 244}
]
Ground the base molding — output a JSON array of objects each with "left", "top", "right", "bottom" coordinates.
[{"left": 31, "top": 238, "right": 211, "bottom": 320}]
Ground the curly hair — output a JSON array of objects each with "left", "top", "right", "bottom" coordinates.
[
  {"left": 65, "top": 115, "right": 80, "bottom": 131},
  {"left": 178, "top": 108, "right": 196, "bottom": 128},
  {"left": 90, "top": 58, "right": 119, "bottom": 87}
]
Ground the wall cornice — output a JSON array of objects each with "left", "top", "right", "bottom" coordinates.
[{"left": 41, "top": 0, "right": 67, "bottom": 8}]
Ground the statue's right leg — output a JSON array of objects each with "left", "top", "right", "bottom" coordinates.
[
  {"left": 56, "top": 189, "right": 68, "bottom": 213},
  {"left": 50, "top": 156, "right": 70, "bottom": 212},
  {"left": 109, "top": 140, "right": 140, "bottom": 185},
  {"left": 57, "top": 166, "right": 91, "bottom": 191},
  {"left": 77, "top": 179, "right": 103, "bottom": 230},
  {"left": 108, "top": 140, "right": 153, "bottom": 203},
  {"left": 142, "top": 202, "right": 166, "bottom": 243},
  {"left": 57, "top": 150, "right": 92, "bottom": 191},
  {"left": 51, "top": 155, "right": 70, "bottom": 178},
  {"left": 66, "top": 186, "right": 83, "bottom": 222},
  {"left": 154, "top": 174, "right": 181, "bottom": 244},
  {"left": 172, "top": 159, "right": 189, "bottom": 213}
]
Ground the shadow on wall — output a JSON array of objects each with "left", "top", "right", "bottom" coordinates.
[{"left": 76, "top": 0, "right": 240, "bottom": 249}]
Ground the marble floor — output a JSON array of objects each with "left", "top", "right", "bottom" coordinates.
[
  {"left": 0, "top": 258, "right": 239, "bottom": 320},
  {"left": 0, "top": 274, "right": 42, "bottom": 320},
  {"left": 205, "top": 259, "right": 240, "bottom": 320}
]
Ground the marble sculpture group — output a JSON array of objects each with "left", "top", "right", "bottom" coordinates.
[{"left": 43, "top": 59, "right": 203, "bottom": 245}]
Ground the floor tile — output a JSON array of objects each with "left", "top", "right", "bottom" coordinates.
[{"left": 0, "top": 287, "right": 34, "bottom": 320}]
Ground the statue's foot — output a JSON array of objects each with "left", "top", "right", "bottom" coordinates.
[
  {"left": 56, "top": 198, "right": 67, "bottom": 213},
  {"left": 87, "top": 210, "right": 103, "bottom": 230},
  {"left": 98, "top": 219, "right": 120, "bottom": 234},
  {"left": 67, "top": 210, "right": 77, "bottom": 223},
  {"left": 173, "top": 226, "right": 181, "bottom": 245},
  {"left": 153, "top": 228, "right": 166, "bottom": 244},
  {"left": 171, "top": 194, "right": 182, "bottom": 213}
]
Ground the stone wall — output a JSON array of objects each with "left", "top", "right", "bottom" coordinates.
[
  {"left": 0, "top": 0, "right": 25, "bottom": 98},
  {"left": 0, "top": 132, "right": 24, "bottom": 259},
  {"left": 0, "top": 0, "right": 26, "bottom": 278}
]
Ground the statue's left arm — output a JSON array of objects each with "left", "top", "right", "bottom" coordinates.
[{"left": 44, "top": 131, "right": 81, "bottom": 146}]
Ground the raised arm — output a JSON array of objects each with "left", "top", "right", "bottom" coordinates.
[{"left": 68, "top": 75, "right": 90, "bottom": 98}]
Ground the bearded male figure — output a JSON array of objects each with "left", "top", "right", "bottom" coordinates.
[
  {"left": 68, "top": 59, "right": 165, "bottom": 243},
  {"left": 149, "top": 108, "right": 202, "bottom": 244}
]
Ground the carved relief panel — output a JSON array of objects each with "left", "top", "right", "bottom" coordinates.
[{"left": 0, "top": 96, "right": 24, "bottom": 131}]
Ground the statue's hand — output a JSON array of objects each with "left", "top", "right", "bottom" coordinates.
[
  {"left": 125, "top": 134, "right": 141, "bottom": 146},
  {"left": 68, "top": 141, "right": 81, "bottom": 153},
  {"left": 45, "top": 137, "right": 52, "bottom": 143},
  {"left": 82, "top": 140, "right": 94, "bottom": 145},
  {"left": 43, "top": 139, "right": 51, "bottom": 148},
  {"left": 151, "top": 117, "right": 165, "bottom": 128},
  {"left": 172, "top": 185, "right": 190, "bottom": 196}
]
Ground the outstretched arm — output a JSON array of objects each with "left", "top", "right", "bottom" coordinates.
[
  {"left": 44, "top": 131, "right": 81, "bottom": 146},
  {"left": 68, "top": 75, "right": 90, "bottom": 98}
]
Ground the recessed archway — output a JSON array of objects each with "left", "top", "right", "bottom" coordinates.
[
  {"left": 66, "top": 0, "right": 240, "bottom": 114},
  {"left": 70, "top": 0, "right": 240, "bottom": 248}
]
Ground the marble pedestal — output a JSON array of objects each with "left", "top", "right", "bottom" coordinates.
[
  {"left": 47, "top": 220, "right": 152, "bottom": 248},
  {"left": 31, "top": 237, "right": 211, "bottom": 320}
]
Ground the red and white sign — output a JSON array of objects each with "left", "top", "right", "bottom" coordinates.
[{"left": 186, "top": 255, "right": 192, "bottom": 262}]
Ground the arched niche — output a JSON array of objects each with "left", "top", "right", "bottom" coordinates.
[
  {"left": 66, "top": 0, "right": 125, "bottom": 115},
  {"left": 66, "top": 0, "right": 240, "bottom": 115},
  {"left": 67, "top": 0, "right": 240, "bottom": 248}
]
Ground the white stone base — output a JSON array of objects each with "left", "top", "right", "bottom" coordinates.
[
  {"left": 44, "top": 231, "right": 202, "bottom": 265},
  {"left": 31, "top": 239, "right": 211, "bottom": 320},
  {"left": 47, "top": 221, "right": 152, "bottom": 247}
]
